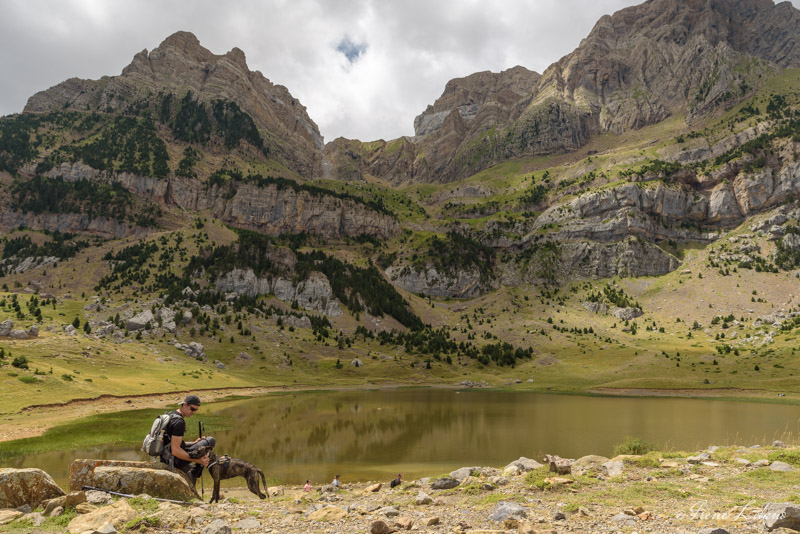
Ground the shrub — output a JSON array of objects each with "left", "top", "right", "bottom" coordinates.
[
  {"left": 11, "top": 355, "right": 29, "bottom": 369},
  {"left": 613, "top": 436, "right": 655, "bottom": 456}
]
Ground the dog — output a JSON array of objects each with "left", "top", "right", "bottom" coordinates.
[{"left": 193, "top": 446, "right": 268, "bottom": 503}]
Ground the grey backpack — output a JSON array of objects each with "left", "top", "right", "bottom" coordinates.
[{"left": 142, "top": 412, "right": 176, "bottom": 456}]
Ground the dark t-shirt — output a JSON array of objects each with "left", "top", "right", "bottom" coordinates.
[{"left": 163, "top": 410, "right": 188, "bottom": 453}]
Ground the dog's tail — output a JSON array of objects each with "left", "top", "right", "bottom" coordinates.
[{"left": 258, "top": 468, "right": 268, "bottom": 499}]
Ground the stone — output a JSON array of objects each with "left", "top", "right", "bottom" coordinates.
[
  {"left": 49, "top": 506, "right": 64, "bottom": 517},
  {"left": 0, "top": 510, "right": 23, "bottom": 526},
  {"left": 76, "top": 503, "right": 98, "bottom": 514},
  {"left": 571, "top": 455, "right": 609, "bottom": 476},
  {"left": 450, "top": 466, "right": 480, "bottom": 481},
  {"left": 504, "top": 457, "right": 543, "bottom": 473},
  {"left": 370, "top": 519, "right": 396, "bottom": 534},
  {"left": 307, "top": 506, "right": 347, "bottom": 521},
  {"left": 611, "top": 512, "right": 636, "bottom": 526},
  {"left": 736, "top": 458, "right": 752, "bottom": 466},
  {"left": 770, "top": 461, "right": 793, "bottom": 472},
  {"left": 85, "top": 490, "right": 113, "bottom": 505},
  {"left": 22, "top": 512, "right": 46, "bottom": 526},
  {"left": 88, "top": 465, "right": 198, "bottom": 501},
  {"left": 0, "top": 468, "right": 65, "bottom": 509},
  {"left": 44, "top": 491, "right": 87, "bottom": 514},
  {"left": 698, "top": 528, "right": 730, "bottom": 534},
  {"left": 183, "top": 342, "right": 205, "bottom": 359},
  {"left": 350, "top": 358, "right": 364, "bottom": 367},
  {"left": 415, "top": 491, "right": 433, "bottom": 505},
  {"left": 773, "top": 440, "right": 787, "bottom": 448},
  {"left": 517, "top": 522, "right": 539, "bottom": 534},
  {"left": 27, "top": 325, "right": 39, "bottom": 337},
  {"left": 602, "top": 459, "right": 624, "bottom": 477},
  {"left": 610, "top": 307, "right": 643, "bottom": 321},
  {"left": 395, "top": 516, "right": 413, "bottom": 530},
  {"left": 9, "top": 329, "right": 30, "bottom": 339},
  {"left": 763, "top": 503, "right": 800, "bottom": 531},
  {"left": 365, "top": 483, "right": 382, "bottom": 492},
  {"left": 126, "top": 309, "right": 154, "bottom": 331},
  {"left": 379, "top": 505, "right": 400, "bottom": 517},
  {"left": 553, "top": 511, "right": 566, "bottom": 520},
  {"left": 431, "top": 477, "right": 460, "bottom": 489},
  {"left": 93, "top": 524, "right": 118, "bottom": 534},
  {"left": 544, "top": 454, "right": 573, "bottom": 475},
  {"left": 488, "top": 501, "right": 527, "bottom": 522},
  {"left": 0, "top": 318, "right": 14, "bottom": 336},
  {"left": 426, "top": 516, "right": 440, "bottom": 526},
  {"left": 200, "top": 519, "right": 232, "bottom": 534},
  {"left": 687, "top": 452, "right": 711, "bottom": 464},
  {"left": 67, "top": 500, "right": 137, "bottom": 534}
]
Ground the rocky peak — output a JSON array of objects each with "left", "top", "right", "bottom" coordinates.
[{"left": 25, "top": 31, "right": 323, "bottom": 178}]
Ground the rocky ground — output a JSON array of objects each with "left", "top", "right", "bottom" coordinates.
[{"left": 6, "top": 443, "right": 800, "bottom": 534}]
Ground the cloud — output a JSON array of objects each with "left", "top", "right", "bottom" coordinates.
[{"left": 1, "top": 0, "right": 799, "bottom": 143}]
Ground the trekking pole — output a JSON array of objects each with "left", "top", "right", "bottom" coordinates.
[
  {"left": 81, "top": 486, "right": 194, "bottom": 505},
  {"left": 198, "top": 420, "right": 205, "bottom": 498}
]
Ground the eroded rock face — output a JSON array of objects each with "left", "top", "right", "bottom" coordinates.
[
  {"left": 92, "top": 466, "right": 199, "bottom": 502},
  {"left": 216, "top": 268, "right": 342, "bottom": 317},
  {"left": 67, "top": 499, "right": 137, "bottom": 534},
  {"left": 386, "top": 264, "right": 494, "bottom": 298},
  {"left": 0, "top": 468, "right": 65, "bottom": 509}
]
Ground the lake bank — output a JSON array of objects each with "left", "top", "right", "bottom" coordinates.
[{"left": 4, "top": 443, "right": 800, "bottom": 534}]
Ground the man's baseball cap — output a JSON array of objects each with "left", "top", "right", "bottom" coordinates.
[{"left": 183, "top": 394, "right": 201, "bottom": 406}]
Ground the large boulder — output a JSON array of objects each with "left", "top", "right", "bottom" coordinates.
[
  {"left": 156, "top": 308, "right": 177, "bottom": 333},
  {"left": 92, "top": 466, "right": 198, "bottom": 501},
  {"left": 449, "top": 466, "right": 480, "bottom": 481},
  {"left": 571, "top": 455, "right": 610, "bottom": 476},
  {"left": 430, "top": 477, "right": 460, "bottom": 490},
  {"left": 488, "top": 501, "right": 527, "bottom": 522},
  {"left": 0, "top": 318, "right": 13, "bottom": 336},
  {"left": 126, "top": 309, "right": 154, "bottom": 331},
  {"left": 67, "top": 499, "right": 137, "bottom": 534},
  {"left": 70, "top": 459, "right": 171, "bottom": 492},
  {"left": 763, "top": 503, "right": 800, "bottom": 531},
  {"left": 503, "top": 457, "right": 543, "bottom": 473},
  {"left": 0, "top": 468, "right": 65, "bottom": 508}
]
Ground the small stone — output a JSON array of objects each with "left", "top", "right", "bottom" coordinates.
[
  {"left": 553, "top": 511, "right": 566, "bottom": 521},
  {"left": 370, "top": 519, "right": 396, "bottom": 534},
  {"left": 660, "top": 460, "right": 679, "bottom": 468},
  {"left": 425, "top": 516, "right": 440, "bottom": 526},
  {"left": 200, "top": 519, "right": 232, "bottom": 534},
  {"left": 578, "top": 506, "right": 591, "bottom": 517},
  {"left": 49, "top": 506, "right": 64, "bottom": 517},
  {"left": 379, "top": 505, "right": 400, "bottom": 517},
  {"left": 488, "top": 501, "right": 527, "bottom": 522},
  {"left": 415, "top": 492, "right": 433, "bottom": 505},
  {"left": 687, "top": 452, "right": 711, "bottom": 464},
  {"left": 698, "top": 528, "right": 730, "bottom": 534},
  {"left": 22, "top": 512, "right": 46, "bottom": 526},
  {"left": 773, "top": 440, "right": 787, "bottom": 448},
  {"left": 365, "top": 483, "right": 382, "bottom": 493},
  {"left": 770, "top": 461, "right": 793, "bottom": 472},
  {"left": 395, "top": 516, "right": 413, "bottom": 530},
  {"left": 431, "top": 477, "right": 460, "bottom": 490},
  {"left": 633, "top": 506, "right": 645, "bottom": 514},
  {"left": 736, "top": 458, "right": 752, "bottom": 466},
  {"left": 76, "top": 503, "right": 98, "bottom": 514},
  {"left": 233, "top": 517, "right": 261, "bottom": 530},
  {"left": 0, "top": 510, "right": 22, "bottom": 526}
]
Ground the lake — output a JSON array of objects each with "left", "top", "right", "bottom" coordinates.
[{"left": 4, "top": 389, "right": 800, "bottom": 487}]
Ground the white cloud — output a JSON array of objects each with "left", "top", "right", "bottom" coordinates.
[{"left": 1, "top": 0, "right": 798, "bottom": 142}]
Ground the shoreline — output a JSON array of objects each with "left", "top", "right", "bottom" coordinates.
[{"left": 2, "top": 382, "right": 799, "bottom": 445}]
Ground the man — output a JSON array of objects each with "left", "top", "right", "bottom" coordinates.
[
  {"left": 390, "top": 473, "right": 402, "bottom": 488},
  {"left": 161, "top": 394, "right": 214, "bottom": 485}
]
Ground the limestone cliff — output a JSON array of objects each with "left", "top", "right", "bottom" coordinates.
[{"left": 24, "top": 32, "right": 323, "bottom": 179}]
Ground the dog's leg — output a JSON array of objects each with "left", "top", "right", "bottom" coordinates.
[
  {"left": 258, "top": 468, "right": 268, "bottom": 499},
  {"left": 245, "top": 468, "right": 266, "bottom": 499}
]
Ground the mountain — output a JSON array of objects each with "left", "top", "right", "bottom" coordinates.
[
  {"left": 327, "top": 0, "right": 800, "bottom": 184},
  {"left": 24, "top": 31, "right": 323, "bottom": 179}
]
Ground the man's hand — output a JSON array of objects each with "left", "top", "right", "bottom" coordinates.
[{"left": 197, "top": 454, "right": 210, "bottom": 467}]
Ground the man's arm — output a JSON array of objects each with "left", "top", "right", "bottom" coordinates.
[{"left": 170, "top": 435, "right": 209, "bottom": 466}]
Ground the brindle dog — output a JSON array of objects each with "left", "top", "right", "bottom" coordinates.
[{"left": 192, "top": 446, "right": 268, "bottom": 503}]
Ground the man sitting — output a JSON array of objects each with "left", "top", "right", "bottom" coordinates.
[{"left": 160, "top": 394, "right": 214, "bottom": 485}]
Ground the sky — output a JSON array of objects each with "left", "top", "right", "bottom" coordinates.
[{"left": 1, "top": 0, "right": 798, "bottom": 143}]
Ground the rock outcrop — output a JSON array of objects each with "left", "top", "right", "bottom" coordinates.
[
  {"left": 385, "top": 264, "right": 494, "bottom": 299},
  {"left": 67, "top": 499, "right": 138, "bottom": 534},
  {"left": 25, "top": 31, "right": 323, "bottom": 179},
  {"left": 92, "top": 465, "right": 199, "bottom": 502},
  {"left": 0, "top": 468, "right": 65, "bottom": 509}
]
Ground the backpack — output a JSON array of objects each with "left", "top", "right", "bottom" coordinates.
[{"left": 142, "top": 412, "right": 178, "bottom": 456}]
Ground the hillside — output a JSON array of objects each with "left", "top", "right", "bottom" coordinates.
[{"left": 2, "top": 0, "right": 800, "bottom": 433}]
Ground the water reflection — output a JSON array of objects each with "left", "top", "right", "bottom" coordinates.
[{"left": 5, "top": 389, "right": 800, "bottom": 487}]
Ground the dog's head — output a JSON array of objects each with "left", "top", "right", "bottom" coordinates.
[{"left": 190, "top": 445, "right": 215, "bottom": 460}]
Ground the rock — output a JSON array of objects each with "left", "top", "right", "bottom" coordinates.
[
  {"left": 67, "top": 500, "right": 137, "bottom": 534},
  {"left": 379, "top": 505, "right": 400, "bottom": 517},
  {"left": 770, "top": 461, "right": 793, "bottom": 472},
  {"left": 365, "top": 483, "right": 382, "bottom": 493},
  {"left": 386, "top": 263, "right": 494, "bottom": 299},
  {"left": 425, "top": 516, "right": 440, "bottom": 526},
  {"left": 156, "top": 307, "right": 177, "bottom": 333},
  {"left": 9, "top": 329, "right": 30, "bottom": 339},
  {"left": 86, "top": 464, "right": 198, "bottom": 501},
  {"left": 687, "top": 452, "right": 711, "bottom": 464},
  {"left": 183, "top": 342, "right": 205, "bottom": 359},
  {"left": 571, "top": 455, "right": 609, "bottom": 476},
  {"left": 307, "top": 506, "right": 347, "bottom": 521},
  {"left": 126, "top": 309, "right": 154, "bottom": 331},
  {"left": 0, "top": 318, "right": 14, "bottom": 336},
  {"left": 200, "top": 519, "right": 232, "bottom": 534},
  {"left": 233, "top": 517, "right": 261, "bottom": 530},
  {"left": 450, "top": 466, "right": 480, "bottom": 481},
  {"left": 773, "top": 440, "right": 787, "bottom": 448},
  {"left": 76, "top": 503, "right": 98, "bottom": 514},
  {"left": 488, "top": 501, "right": 527, "bottom": 522},
  {"left": 553, "top": 511, "right": 566, "bottom": 520},
  {"left": 49, "top": 506, "right": 64, "bottom": 517},
  {"left": 503, "top": 465, "right": 520, "bottom": 477},
  {"left": 754, "top": 459, "right": 771, "bottom": 467},
  {"left": 370, "top": 519, "right": 396, "bottom": 534},
  {"left": 43, "top": 491, "right": 87, "bottom": 514},
  {"left": 64, "top": 324, "right": 78, "bottom": 336},
  {"left": 736, "top": 458, "right": 752, "bottom": 467},
  {"left": 698, "top": 528, "right": 731, "bottom": 534},
  {"left": 431, "top": 477, "right": 460, "bottom": 490},
  {"left": 22, "top": 512, "right": 46, "bottom": 526},
  {"left": 610, "top": 307, "right": 643, "bottom": 321},
  {"left": 544, "top": 454, "right": 573, "bottom": 475},
  {"left": 504, "top": 457, "right": 543, "bottom": 473},
  {"left": 395, "top": 516, "right": 413, "bottom": 530},
  {"left": 27, "top": 325, "right": 38, "bottom": 338},
  {"left": 489, "top": 476, "right": 509, "bottom": 486},
  {"left": 611, "top": 512, "right": 637, "bottom": 526},
  {"left": 0, "top": 468, "right": 65, "bottom": 509},
  {"left": 350, "top": 358, "right": 364, "bottom": 367},
  {"left": 0, "top": 510, "right": 23, "bottom": 526},
  {"left": 602, "top": 459, "right": 624, "bottom": 477},
  {"left": 85, "top": 490, "right": 113, "bottom": 505},
  {"left": 763, "top": 502, "right": 800, "bottom": 531},
  {"left": 415, "top": 491, "right": 433, "bottom": 505}
]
